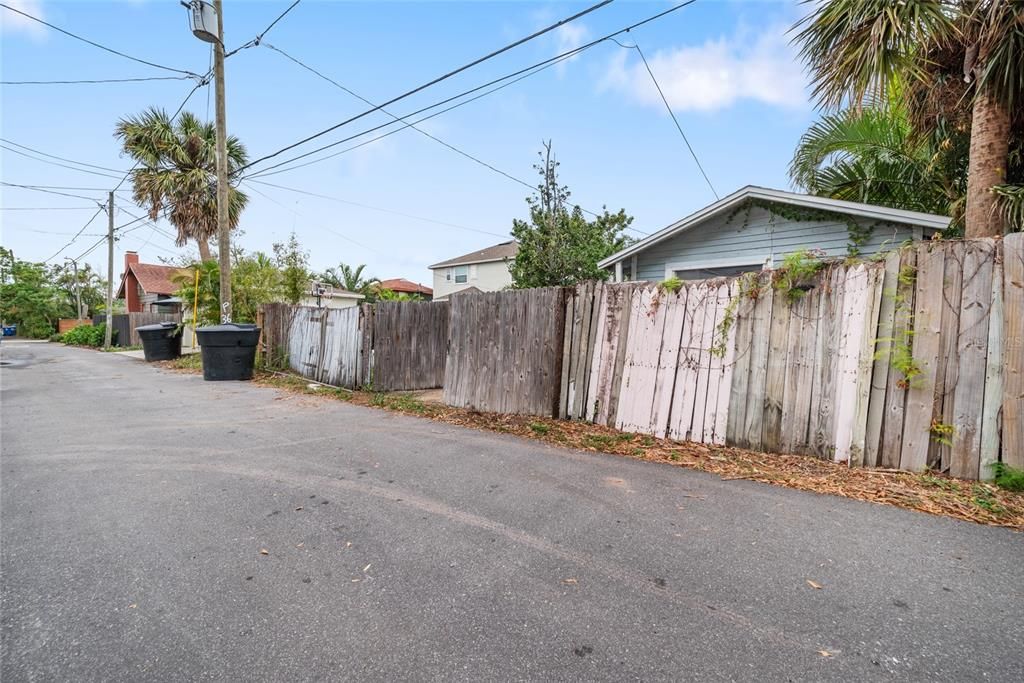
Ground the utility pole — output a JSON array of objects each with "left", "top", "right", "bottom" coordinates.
[
  {"left": 65, "top": 257, "right": 83, "bottom": 320},
  {"left": 213, "top": 0, "right": 232, "bottom": 323},
  {"left": 104, "top": 191, "right": 114, "bottom": 350}
]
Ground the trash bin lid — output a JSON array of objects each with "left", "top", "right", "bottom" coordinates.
[
  {"left": 136, "top": 322, "right": 178, "bottom": 332},
  {"left": 196, "top": 323, "right": 258, "bottom": 333}
]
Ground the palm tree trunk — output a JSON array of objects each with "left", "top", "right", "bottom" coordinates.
[
  {"left": 197, "top": 238, "right": 212, "bottom": 262},
  {"left": 964, "top": 90, "right": 1010, "bottom": 237}
]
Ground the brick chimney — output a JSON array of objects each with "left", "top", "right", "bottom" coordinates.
[{"left": 123, "top": 251, "right": 141, "bottom": 313}]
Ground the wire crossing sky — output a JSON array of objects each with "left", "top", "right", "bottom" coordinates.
[{"left": 1, "top": 1, "right": 813, "bottom": 281}]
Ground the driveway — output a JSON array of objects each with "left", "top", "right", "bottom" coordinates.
[{"left": 2, "top": 342, "right": 1022, "bottom": 681}]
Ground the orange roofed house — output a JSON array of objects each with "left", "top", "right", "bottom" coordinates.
[
  {"left": 115, "top": 251, "right": 185, "bottom": 314},
  {"left": 377, "top": 278, "right": 433, "bottom": 300}
]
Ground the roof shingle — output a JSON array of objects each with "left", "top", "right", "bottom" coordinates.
[{"left": 428, "top": 241, "right": 517, "bottom": 269}]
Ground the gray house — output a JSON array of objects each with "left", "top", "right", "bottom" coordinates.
[{"left": 599, "top": 186, "right": 950, "bottom": 282}]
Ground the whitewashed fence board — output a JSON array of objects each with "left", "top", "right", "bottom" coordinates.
[
  {"left": 651, "top": 290, "right": 687, "bottom": 438},
  {"left": 762, "top": 291, "right": 792, "bottom": 452},
  {"left": 726, "top": 289, "right": 755, "bottom": 445},
  {"left": 950, "top": 240, "right": 994, "bottom": 479},
  {"left": 980, "top": 240, "right": 1005, "bottom": 480},
  {"left": 318, "top": 307, "right": 362, "bottom": 387},
  {"left": 742, "top": 285, "right": 774, "bottom": 450},
  {"left": 880, "top": 249, "right": 917, "bottom": 468},
  {"left": 1003, "top": 233, "right": 1024, "bottom": 469},
  {"left": 668, "top": 283, "right": 708, "bottom": 441},
  {"left": 900, "top": 244, "right": 946, "bottom": 472},
  {"left": 930, "top": 242, "right": 966, "bottom": 471},
  {"left": 850, "top": 266, "right": 886, "bottom": 466},
  {"left": 708, "top": 283, "right": 735, "bottom": 445},
  {"left": 865, "top": 252, "right": 901, "bottom": 467}
]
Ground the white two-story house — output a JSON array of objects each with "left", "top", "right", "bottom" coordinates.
[{"left": 428, "top": 241, "right": 518, "bottom": 300}]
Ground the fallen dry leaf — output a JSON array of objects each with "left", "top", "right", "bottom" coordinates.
[
  {"left": 807, "top": 580, "right": 823, "bottom": 590},
  {"left": 295, "top": 506, "right": 303, "bottom": 511},
  {"left": 296, "top": 543, "right": 304, "bottom": 548},
  {"left": 128, "top": 603, "right": 137, "bottom": 609},
  {"left": 818, "top": 650, "right": 832, "bottom": 658},
  {"left": 259, "top": 548, "right": 269, "bottom": 556},
  {"left": 562, "top": 577, "right": 578, "bottom": 585},
  {"left": 363, "top": 563, "right": 372, "bottom": 573}
]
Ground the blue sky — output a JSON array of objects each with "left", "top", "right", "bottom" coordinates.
[{"left": 1, "top": 0, "right": 815, "bottom": 284}]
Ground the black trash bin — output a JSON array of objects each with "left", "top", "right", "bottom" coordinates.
[
  {"left": 196, "top": 323, "right": 261, "bottom": 381},
  {"left": 136, "top": 322, "right": 183, "bottom": 361}
]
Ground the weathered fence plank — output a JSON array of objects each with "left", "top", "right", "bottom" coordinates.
[
  {"left": 950, "top": 239, "right": 994, "bottom": 479},
  {"left": 979, "top": 240, "right": 1004, "bottom": 480},
  {"left": 865, "top": 252, "right": 901, "bottom": 467},
  {"left": 930, "top": 242, "right": 966, "bottom": 471},
  {"left": 761, "top": 289, "right": 791, "bottom": 452},
  {"left": 900, "top": 244, "right": 946, "bottom": 472},
  {"left": 880, "top": 249, "right": 917, "bottom": 468},
  {"left": 742, "top": 283, "right": 773, "bottom": 450},
  {"left": 1003, "top": 233, "right": 1024, "bottom": 469},
  {"left": 370, "top": 301, "right": 449, "bottom": 391}
]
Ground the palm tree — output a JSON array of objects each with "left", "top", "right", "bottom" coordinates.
[
  {"left": 322, "top": 263, "right": 378, "bottom": 296},
  {"left": 789, "top": 101, "right": 968, "bottom": 228},
  {"left": 115, "top": 108, "right": 250, "bottom": 259},
  {"left": 793, "top": 1, "right": 1024, "bottom": 236}
]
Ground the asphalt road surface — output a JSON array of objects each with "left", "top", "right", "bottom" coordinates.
[{"left": 2, "top": 342, "right": 1022, "bottom": 681}]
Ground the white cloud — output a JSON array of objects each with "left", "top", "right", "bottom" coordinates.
[
  {"left": 601, "top": 26, "right": 807, "bottom": 113},
  {"left": 1, "top": 0, "right": 47, "bottom": 39},
  {"left": 554, "top": 22, "right": 589, "bottom": 75}
]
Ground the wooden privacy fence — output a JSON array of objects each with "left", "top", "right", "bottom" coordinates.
[
  {"left": 259, "top": 301, "right": 449, "bottom": 391},
  {"left": 443, "top": 288, "right": 565, "bottom": 414},
  {"left": 363, "top": 301, "right": 449, "bottom": 391},
  {"left": 557, "top": 235, "right": 1024, "bottom": 480},
  {"left": 92, "top": 312, "right": 181, "bottom": 346}
]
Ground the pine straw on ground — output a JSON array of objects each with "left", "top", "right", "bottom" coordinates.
[{"left": 160, "top": 360, "right": 1024, "bottom": 531}]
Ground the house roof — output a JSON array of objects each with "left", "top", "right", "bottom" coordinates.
[
  {"left": 598, "top": 186, "right": 952, "bottom": 268},
  {"left": 378, "top": 278, "right": 433, "bottom": 296},
  {"left": 116, "top": 262, "right": 186, "bottom": 299},
  {"left": 428, "top": 240, "right": 518, "bottom": 269}
]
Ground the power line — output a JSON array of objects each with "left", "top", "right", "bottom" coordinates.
[
  {"left": 241, "top": 0, "right": 696, "bottom": 179},
  {"left": 0, "top": 2, "right": 202, "bottom": 78},
  {"left": 262, "top": 42, "right": 536, "bottom": 193},
  {"left": 0, "top": 206, "right": 100, "bottom": 211},
  {"left": 0, "top": 181, "right": 103, "bottom": 202},
  {"left": 0, "top": 183, "right": 132, "bottom": 192},
  {"left": 0, "top": 145, "right": 127, "bottom": 179},
  {"left": 1, "top": 76, "right": 191, "bottom": 85},
  {"left": 246, "top": 179, "right": 509, "bottom": 238},
  {"left": 222, "top": 0, "right": 306, "bottom": 59},
  {"left": 250, "top": 46, "right": 649, "bottom": 235},
  {"left": 1, "top": 139, "right": 128, "bottom": 174},
  {"left": 237, "top": 0, "right": 615, "bottom": 174},
  {"left": 620, "top": 38, "right": 718, "bottom": 200},
  {"left": 44, "top": 205, "right": 107, "bottom": 263}
]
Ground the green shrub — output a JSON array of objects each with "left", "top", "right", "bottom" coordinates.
[
  {"left": 992, "top": 463, "right": 1024, "bottom": 492},
  {"left": 61, "top": 324, "right": 115, "bottom": 347}
]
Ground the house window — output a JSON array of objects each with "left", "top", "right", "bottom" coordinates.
[{"left": 454, "top": 265, "right": 469, "bottom": 284}]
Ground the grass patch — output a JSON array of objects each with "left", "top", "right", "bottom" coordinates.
[
  {"left": 992, "top": 463, "right": 1024, "bottom": 492},
  {"left": 528, "top": 422, "right": 550, "bottom": 435},
  {"left": 102, "top": 344, "right": 143, "bottom": 352}
]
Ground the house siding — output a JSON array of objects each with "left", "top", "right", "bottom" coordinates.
[
  {"left": 432, "top": 259, "right": 513, "bottom": 299},
  {"left": 632, "top": 206, "right": 922, "bottom": 282}
]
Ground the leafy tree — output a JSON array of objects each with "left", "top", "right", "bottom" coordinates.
[
  {"left": 321, "top": 263, "right": 379, "bottom": 297},
  {"left": 232, "top": 251, "right": 282, "bottom": 322},
  {"left": 373, "top": 287, "right": 423, "bottom": 302},
  {"left": 115, "top": 108, "right": 250, "bottom": 259},
  {"left": 173, "top": 261, "right": 220, "bottom": 328},
  {"left": 510, "top": 142, "right": 633, "bottom": 288},
  {"left": 272, "top": 232, "right": 310, "bottom": 305},
  {"left": 790, "top": 98, "right": 970, "bottom": 229},
  {"left": 0, "top": 247, "right": 64, "bottom": 338},
  {"left": 51, "top": 262, "right": 107, "bottom": 318},
  {"left": 793, "top": 1, "right": 1024, "bottom": 235}
]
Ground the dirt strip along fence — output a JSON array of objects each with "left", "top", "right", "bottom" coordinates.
[
  {"left": 443, "top": 288, "right": 566, "bottom": 415},
  {"left": 557, "top": 235, "right": 1023, "bottom": 480},
  {"left": 92, "top": 312, "right": 181, "bottom": 346},
  {"left": 260, "top": 301, "right": 449, "bottom": 391}
]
